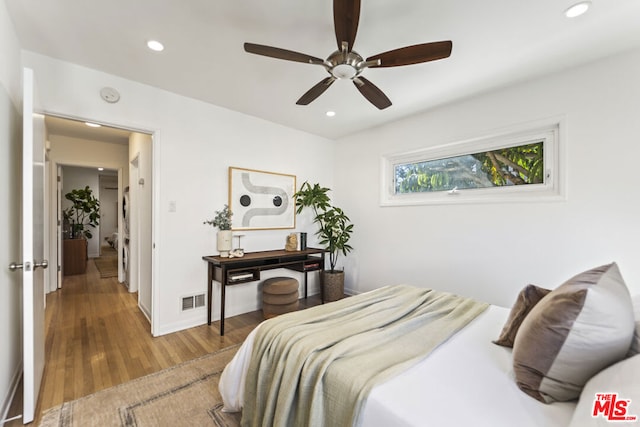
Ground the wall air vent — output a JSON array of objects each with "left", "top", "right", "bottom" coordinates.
[
  {"left": 194, "top": 293, "right": 205, "bottom": 308},
  {"left": 181, "top": 293, "right": 206, "bottom": 311},
  {"left": 182, "top": 296, "right": 194, "bottom": 311}
]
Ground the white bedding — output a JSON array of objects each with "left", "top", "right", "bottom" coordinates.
[{"left": 219, "top": 305, "right": 577, "bottom": 426}]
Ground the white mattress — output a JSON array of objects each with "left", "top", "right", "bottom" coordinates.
[{"left": 219, "top": 305, "right": 577, "bottom": 427}]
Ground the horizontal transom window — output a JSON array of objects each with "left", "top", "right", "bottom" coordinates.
[{"left": 380, "top": 121, "right": 564, "bottom": 206}]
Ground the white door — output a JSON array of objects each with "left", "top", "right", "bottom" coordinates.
[
  {"left": 57, "top": 165, "right": 63, "bottom": 288},
  {"left": 21, "top": 68, "right": 47, "bottom": 424}
]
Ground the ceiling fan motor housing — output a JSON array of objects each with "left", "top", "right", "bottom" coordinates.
[{"left": 327, "top": 50, "right": 364, "bottom": 79}]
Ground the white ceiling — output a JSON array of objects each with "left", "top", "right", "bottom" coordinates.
[
  {"left": 7, "top": 0, "right": 640, "bottom": 140},
  {"left": 45, "top": 115, "right": 131, "bottom": 145}
]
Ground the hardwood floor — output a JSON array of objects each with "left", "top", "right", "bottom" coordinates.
[{"left": 6, "top": 257, "right": 321, "bottom": 426}]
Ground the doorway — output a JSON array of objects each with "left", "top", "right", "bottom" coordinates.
[{"left": 44, "top": 115, "right": 154, "bottom": 329}]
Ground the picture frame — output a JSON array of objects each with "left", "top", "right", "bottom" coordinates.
[{"left": 228, "top": 167, "right": 296, "bottom": 230}]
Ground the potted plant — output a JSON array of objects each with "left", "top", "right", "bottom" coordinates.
[
  {"left": 64, "top": 186, "right": 100, "bottom": 239},
  {"left": 294, "top": 182, "right": 354, "bottom": 301},
  {"left": 204, "top": 204, "right": 233, "bottom": 257}
]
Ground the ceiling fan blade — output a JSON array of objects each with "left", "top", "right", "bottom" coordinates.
[
  {"left": 367, "top": 41, "right": 453, "bottom": 68},
  {"left": 333, "top": 0, "right": 360, "bottom": 51},
  {"left": 296, "top": 77, "right": 336, "bottom": 105},
  {"left": 353, "top": 77, "right": 392, "bottom": 110},
  {"left": 244, "top": 43, "right": 325, "bottom": 65}
]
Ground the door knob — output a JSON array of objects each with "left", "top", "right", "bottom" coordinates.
[
  {"left": 8, "top": 262, "right": 23, "bottom": 271},
  {"left": 9, "top": 260, "right": 48, "bottom": 271},
  {"left": 34, "top": 260, "right": 49, "bottom": 270}
]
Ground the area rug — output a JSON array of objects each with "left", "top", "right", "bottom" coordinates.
[
  {"left": 38, "top": 345, "right": 241, "bottom": 427},
  {"left": 93, "top": 247, "right": 118, "bottom": 278}
]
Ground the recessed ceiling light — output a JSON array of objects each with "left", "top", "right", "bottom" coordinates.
[
  {"left": 147, "top": 40, "right": 165, "bottom": 52},
  {"left": 98, "top": 167, "right": 104, "bottom": 171},
  {"left": 326, "top": 111, "right": 336, "bottom": 117},
  {"left": 85, "top": 122, "right": 101, "bottom": 128},
  {"left": 565, "top": 1, "right": 591, "bottom": 18}
]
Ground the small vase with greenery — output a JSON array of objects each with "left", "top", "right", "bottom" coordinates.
[
  {"left": 63, "top": 186, "right": 100, "bottom": 239},
  {"left": 294, "top": 182, "right": 354, "bottom": 301},
  {"left": 204, "top": 204, "right": 233, "bottom": 257}
]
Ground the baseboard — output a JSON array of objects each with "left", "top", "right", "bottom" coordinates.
[
  {"left": 138, "top": 301, "right": 151, "bottom": 323},
  {"left": 0, "top": 363, "right": 22, "bottom": 426},
  {"left": 153, "top": 289, "right": 324, "bottom": 337},
  {"left": 154, "top": 315, "right": 208, "bottom": 337},
  {"left": 343, "top": 286, "right": 359, "bottom": 296}
]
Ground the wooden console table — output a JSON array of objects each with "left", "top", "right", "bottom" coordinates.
[
  {"left": 63, "top": 238, "right": 87, "bottom": 276},
  {"left": 202, "top": 248, "right": 326, "bottom": 335}
]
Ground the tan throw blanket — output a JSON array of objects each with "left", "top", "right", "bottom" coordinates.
[{"left": 242, "top": 285, "right": 489, "bottom": 427}]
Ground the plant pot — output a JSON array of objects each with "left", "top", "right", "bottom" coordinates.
[
  {"left": 322, "top": 270, "right": 344, "bottom": 302},
  {"left": 217, "top": 230, "right": 233, "bottom": 258}
]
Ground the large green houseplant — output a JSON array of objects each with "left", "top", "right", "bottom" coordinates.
[
  {"left": 63, "top": 186, "right": 100, "bottom": 239},
  {"left": 294, "top": 182, "right": 354, "bottom": 301}
]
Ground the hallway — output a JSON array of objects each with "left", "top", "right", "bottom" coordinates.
[{"left": 6, "top": 256, "right": 265, "bottom": 425}]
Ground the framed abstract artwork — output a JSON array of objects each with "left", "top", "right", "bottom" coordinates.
[{"left": 228, "top": 167, "right": 296, "bottom": 230}]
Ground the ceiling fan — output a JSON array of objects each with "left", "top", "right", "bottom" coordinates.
[{"left": 243, "top": 0, "right": 452, "bottom": 110}]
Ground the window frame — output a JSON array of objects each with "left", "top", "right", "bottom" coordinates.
[{"left": 380, "top": 119, "right": 565, "bottom": 206}]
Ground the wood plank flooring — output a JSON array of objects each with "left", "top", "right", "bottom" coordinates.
[{"left": 5, "top": 257, "right": 321, "bottom": 426}]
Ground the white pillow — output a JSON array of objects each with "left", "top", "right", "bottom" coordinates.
[
  {"left": 569, "top": 355, "right": 640, "bottom": 426},
  {"left": 628, "top": 294, "right": 640, "bottom": 357}
]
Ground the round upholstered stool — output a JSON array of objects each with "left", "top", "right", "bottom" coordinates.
[{"left": 262, "top": 277, "right": 299, "bottom": 319}]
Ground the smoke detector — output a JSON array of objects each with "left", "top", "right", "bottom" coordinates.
[{"left": 100, "top": 87, "right": 120, "bottom": 103}]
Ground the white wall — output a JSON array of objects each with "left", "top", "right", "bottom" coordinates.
[
  {"left": 334, "top": 48, "right": 640, "bottom": 306},
  {"left": 0, "top": 0, "right": 20, "bottom": 107},
  {"left": 0, "top": 0, "right": 22, "bottom": 420},
  {"left": 128, "top": 132, "right": 152, "bottom": 319},
  {"left": 23, "top": 52, "right": 336, "bottom": 336}
]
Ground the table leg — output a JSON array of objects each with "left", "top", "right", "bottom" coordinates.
[
  {"left": 207, "top": 263, "right": 213, "bottom": 325},
  {"left": 320, "top": 252, "right": 325, "bottom": 303},
  {"left": 220, "top": 265, "right": 226, "bottom": 336}
]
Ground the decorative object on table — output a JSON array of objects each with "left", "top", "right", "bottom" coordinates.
[
  {"left": 229, "top": 235, "right": 245, "bottom": 258},
  {"left": 299, "top": 232, "right": 307, "bottom": 250},
  {"left": 204, "top": 204, "right": 233, "bottom": 258},
  {"left": 293, "top": 182, "right": 354, "bottom": 301},
  {"left": 284, "top": 233, "right": 298, "bottom": 252},
  {"left": 229, "top": 167, "right": 296, "bottom": 230},
  {"left": 229, "top": 249, "right": 244, "bottom": 258},
  {"left": 63, "top": 186, "right": 101, "bottom": 240}
]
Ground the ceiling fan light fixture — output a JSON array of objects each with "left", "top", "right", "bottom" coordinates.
[
  {"left": 565, "top": 1, "right": 591, "bottom": 18},
  {"left": 331, "top": 64, "right": 358, "bottom": 79}
]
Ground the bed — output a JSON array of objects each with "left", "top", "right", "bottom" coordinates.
[{"left": 219, "top": 263, "right": 640, "bottom": 427}]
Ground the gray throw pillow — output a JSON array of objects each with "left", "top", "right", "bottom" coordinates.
[
  {"left": 493, "top": 284, "right": 551, "bottom": 348},
  {"left": 513, "top": 263, "right": 635, "bottom": 403}
]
